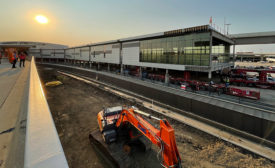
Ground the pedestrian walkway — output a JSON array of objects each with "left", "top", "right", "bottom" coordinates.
[
  {"left": 0, "top": 57, "right": 68, "bottom": 168},
  {"left": 0, "top": 58, "right": 30, "bottom": 167}
]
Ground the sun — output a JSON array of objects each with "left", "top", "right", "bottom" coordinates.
[{"left": 35, "top": 15, "right": 48, "bottom": 24}]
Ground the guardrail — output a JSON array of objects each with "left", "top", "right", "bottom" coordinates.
[{"left": 24, "top": 57, "right": 68, "bottom": 168}]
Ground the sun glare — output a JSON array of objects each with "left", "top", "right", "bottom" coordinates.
[{"left": 35, "top": 15, "right": 48, "bottom": 24}]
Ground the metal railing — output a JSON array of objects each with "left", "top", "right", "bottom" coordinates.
[{"left": 24, "top": 57, "right": 68, "bottom": 168}]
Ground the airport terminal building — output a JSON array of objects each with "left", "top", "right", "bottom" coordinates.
[{"left": 1, "top": 25, "right": 235, "bottom": 79}]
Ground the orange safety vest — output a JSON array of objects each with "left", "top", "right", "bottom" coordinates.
[{"left": 8, "top": 52, "right": 17, "bottom": 63}]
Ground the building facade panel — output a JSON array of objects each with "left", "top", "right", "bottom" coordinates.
[
  {"left": 80, "top": 47, "right": 90, "bottom": 61},
  {"left": 122, "top": 41, "right": 140, "bottom": 65},
  {"left": 41, "top": 49, "right": 53, "bottom": 58},
  {"left": 29, "top": 49, "right": 41, "bottom": 58},
  {"left": 89, "top": 44, "right": 120, "bottom": 64},
  {"left": 74, "top": 48, "right": 81, "bottom": 60},
  {"left": 52, "top": 49, "right": 65, "bottom": 59},
  {"left": 65, "top": 48, "right": 74, "bottom": 59}
]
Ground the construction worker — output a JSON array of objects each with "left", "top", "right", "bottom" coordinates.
[
  {"left": 190, "top": 82, "right": 196, "bottom": 92},
  {"left": 210, "top": 80, "right": 214, "bottom": 85},
  {"left": 225, "top": 77, "right": 230, "bottom": 89},
  {"left": 19, "top": 52, "right": 26, "bottom": 67},
  {"left": 208, "top": 80, "right": 215, "bottom": 95},
  {"left": 12, "top": 51, "right": 18, "bottom": 68}
]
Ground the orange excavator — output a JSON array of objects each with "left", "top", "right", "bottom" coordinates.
[{"left": 92, "top": 106, "right": 182, "bottom": 168}]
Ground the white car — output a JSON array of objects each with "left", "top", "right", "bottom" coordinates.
[
  {"left": 267, "top": 76, "right": 275, "bottom": 82},
  {"left": 247, "top": 77, "right": 258, "bottom": 82}
]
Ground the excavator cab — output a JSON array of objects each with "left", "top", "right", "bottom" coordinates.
[{"left": 97, "top": 106, "right": 122, "bottom": 143}]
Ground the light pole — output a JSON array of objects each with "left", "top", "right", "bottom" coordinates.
[{"left": 225, "top": 24, "right": 231, "bottom": 35}]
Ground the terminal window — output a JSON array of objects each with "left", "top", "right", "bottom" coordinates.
[{"left": 140, "top": 32, "right": 230, "bottom": 66}]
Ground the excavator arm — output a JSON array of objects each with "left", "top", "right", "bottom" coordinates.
[{"left": 115, "top": 108, "right": 181, "bottom": 168}]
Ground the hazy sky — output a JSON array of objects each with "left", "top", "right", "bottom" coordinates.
[{"left": 1, "top": 0, "right": 275, "bottom": 52}]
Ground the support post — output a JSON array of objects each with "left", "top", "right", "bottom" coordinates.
[
  {"left": 165, "top": 69, "right": 169, "bottom": 84},
  {"left": 89, "top": 62, "right": 92, "bottom": 68},
  {"left": 120, "top": 64, "right": 124, "bottom": 75},
  {"left": 97, "top": 63, "right": 100, "bottom": 71},
  {"left": 89, "top": 46, "right": 91, "bottom": 63},
  {"left": 139, "top": 67, "right": 142, "bottom": 79},
  {"left": 64, "top": 49, "right": 66, "bottom": 64},
  {"left": 54, "top": 49, "right": 57, "bottom": 63},
  {"left": 261, "top": 55, "right": 264, "bottom": 61},
  {"left": 108, "top": 63, "right": 110, "bottom": 71}
]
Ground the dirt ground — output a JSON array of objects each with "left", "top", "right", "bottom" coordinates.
[{"left": 37, "top": 66, "right": 275, "bottom": 168}]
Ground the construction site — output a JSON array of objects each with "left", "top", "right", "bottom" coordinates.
[
  {"left": 37, "top": 65, "right": 274, "bottom": 168},
  {"left": 1, "top": 1, "right": 275, "bottom": 167},
  {"left": 1, "top": 23, "right": 275, "bottom": 168}
]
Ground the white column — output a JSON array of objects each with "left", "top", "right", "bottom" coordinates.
[
  {"left": 208, "top": 70, "right": 212, "bottom": 79},
  {"left": 139, "top": 67, "right": 142, "bottom": 79},
  {"left": 165, "top": 69, "right": 169, "bottom": 84}
]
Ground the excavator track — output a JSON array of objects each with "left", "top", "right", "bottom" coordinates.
[
  {"left": 89, "top": 129, "right": 120, "bottom": 168},
  {"left": 89, "top": 128, "right": 161, "bottom": 168}
]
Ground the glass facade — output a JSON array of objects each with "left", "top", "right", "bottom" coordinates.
[
  {"left": 140, "top": 32, "right": 231, "bottom": 66},
  {"left": 211, "top": 39, "right": 230, "bottom": 64},
  {"left": 140, "top": 32, "right": 210, "bottom": 66}
]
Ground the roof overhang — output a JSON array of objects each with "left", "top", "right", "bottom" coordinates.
[
  {"left": 0, "top": 44, "right": 34, "bottom": 48},
  {"left": 212, "top": 31, "right": 234, "bottom": 44},
  {"left": 230, "top": 31, "right": 275, "bottom": 45},
  {"left": 68, "top": 25, "right": 217, "bottom": 48}
]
